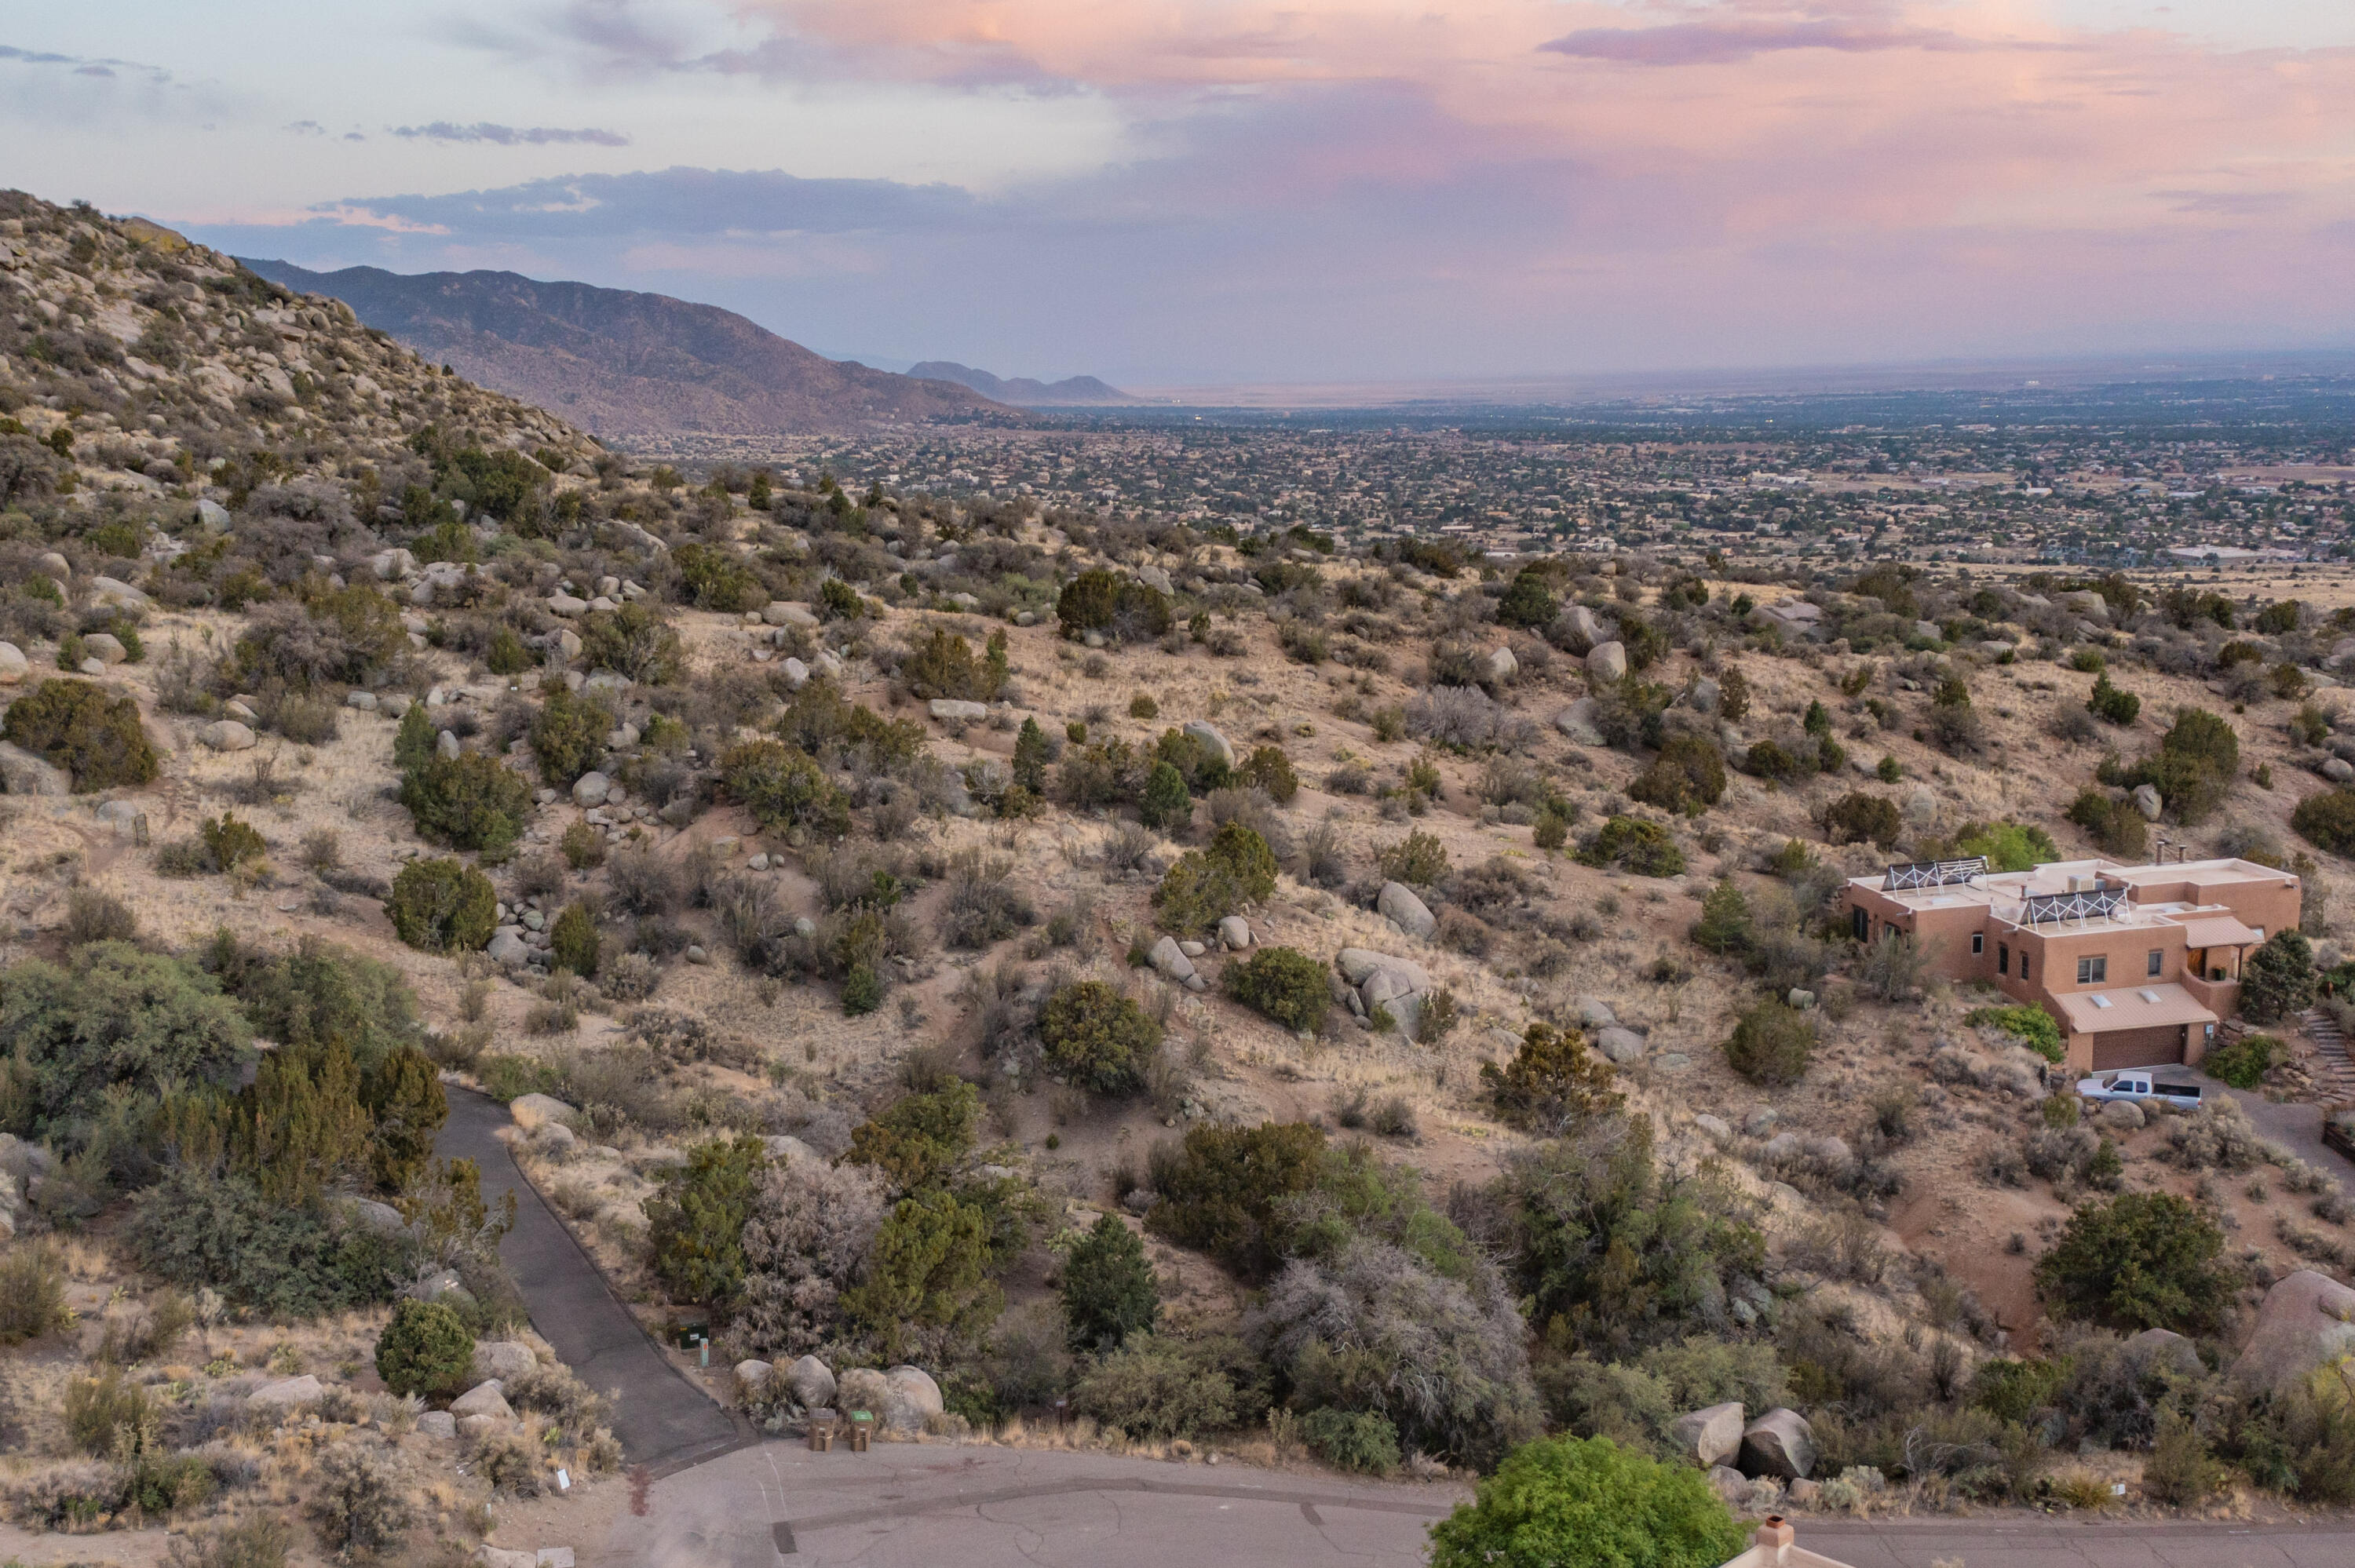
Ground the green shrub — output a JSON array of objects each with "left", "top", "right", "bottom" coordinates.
[
  {"left": 1965, "top": 1004, "right": 2064, "bottom": 1063},
  {"left": 2203, "top": 1031, "right": 2279, "bottom": 1089},
  {"left": 2241, "top": 930, "right": 2317, "bottom": 1024},
  {"left": 841, "top": 962, "right": 883, "bottom": 1016},
  {"left": 1, "top": 677, "right": 159, "bottom": 790},
  {"left": 2036, "top": 1191, "right": 2232, "bottom": 1333},
  {"left": 1, "top": 943, "right": 250, "bottom": 1136},
  {"left": 305, "top": 1445, "right": 412, "bottom": 1559},
  {"left": 399, "top": 750, "right": 533, "bottom": 854},
  {"left": 387, "top": 858, "right": 497, "bottom": 953},
  {"left": 721, "top": 739, "right": 849, "bottom": 835},
  {"left": 1482, "top": 1022, "right": 1621, "bottom": 1133},
  {"left": 1146, "top": 1120, "right": 1327, "bottom": 1282},
  {"left": 1039, "top": 981, "right": 1162, "bottom": 1095},
  {"left": 1069, "top": 1332, "right": 1254, "bottom": 1440},
  {"left": 0, "top": 1243, "right": 72, "bottom": 1345},
  {"left": 1152, "top": 821, "right": 1278, "bottom": 933},
  {"left": 374, "top": 1300, "right": 475, "bottom": 1398},
  {"left": 2068, "top": 786, "right": 2149, "bottom": 858},
  {"left": 200, "top": 812, "right": 267, "bottom": 872},
  {"left": 2292, "top": 788, "right": 2355, "bottom": 855},
  {"left": 1577, "top": 816, "right": 1685, "bottom": 877},
  {"left": 65, "top": 1366, "right": 154, "bottom": 1457},
  {"left": 838, "top": 1187, "right": 1002, "bottom": 1353},
  {"left": 1689, "top": 881, "right": 1752, "bottom": 955},
  {"left": 1061, "top": 1212, "right": 1159, "bottom": 1351},
  {"left": 528, "top": 686, "right": 608, "bottom": 786},
  {"left": 1238, "top": 745, "right": 1299, "bottom": 803},
  {"left": 1374, "top": 828, "right": 1448, "bottom": 886},
  {"left": 1821, "top": 792, "right": 1902, "bottom": 848},
  {"left": 2112, "top": 707, "right": 2241, "bottom": 825},
  {"left": 486, "top": 625, "right": 535, "bottom": 676},
  {"left": 2087, "top": 673, "right": 2141, "bottom": 725},
  {"left": 1429, "top": 1435, "right": 1745, "bottom": 1568},
  {"left": 1138, "top": 760, "right": 1191, "bottom": 829},
  {"left": 1627, "top": 736, "right": 1725, "bottom": 815},
  {"left": 1223, "top": 946, "right": 1331, "bottom": 1032},
  {"left": 126, "top": 1169, "right": 414, "bottom": 1317},
  {"left": 560, "top": 819, "right": 606, "bottom": 870},
  {"left": 550, "top": 902, "right": 600, "bottom": 976},
  {"left": 1953, "top": 819, "right": 2060, "bottom": 873},
  {"left": 1057, "top": 569, "right": 1171, "bottom": 642},
  {"left": 846, "top": 1078, "right": 980, "bottom": 1192},
  {"left": 1495, "top": 567, "right": 1559, "bottom": 629},
  {"left": 904, "top": 625, "right": 1005, "bottom": 702},
  {"left": 1302, "top": 1407, "right": 1402, "bottom": 1475},
  {"left": 579, "top": 602, "right": 684, "bottom": 684},
  {"left": 673, "top": 542, "right": 763, "bottom": 612},
  {"left": 1723, "top": 998, "right": 1813, "bottom": 1085},
  {"left": 820, "top": 576, "right": 865, "bottom": 621},
  {"left": 643, "top": 1135, "right": 768, "bottom": 1307},
  {"left": 1532, "top": 805, "right": 1572, "bottom": 851}
]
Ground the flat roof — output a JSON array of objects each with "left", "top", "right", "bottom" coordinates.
[
  {"left": 2052, "top": 982, "right": 2215, "bottom": 1034},
  {"left": 1851, "top": 857, "right": 2297, "bottom": 932}
]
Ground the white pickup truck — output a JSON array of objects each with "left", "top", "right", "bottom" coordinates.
[{"left": 2075, "top": 1071, "right": 2206, "bottom": 1107}]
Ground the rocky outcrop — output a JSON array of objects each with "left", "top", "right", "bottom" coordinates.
[
  {"left": 451, "top": 1381, "right": 516, "bottom": 1422},
  {"left": 0, "top": 740, "right": 69, "bottom": 795},
  {"left": 1377, "top": 881, "right": 1436, "bottom": 939},
  {"left": 928, "top": 699, "right": 990, "bottom": 722},
  {"left": 473, "top": 1341, "right": 539, "bottom": 1383},
  {"left": 1182, "top": 720, "right": 1236, "bottom": 773},
  {"left": 1586, "top": 641, "right": 1627, "bottom": 682},
  {"left": 199, "top": 720, "right": 257, "bottom": 751},
  {"left": 1739, "top": 1408, "right": 1817, "bottom": 1479},
  {"left": 246, "top": 1375, "right": 325, "bottom": 1409},
  {"left": 1552, "top": 698, "right": 1603, "bottom": 745},
  {"left": 509, "top": 1093, "right": 577, "bottom": 1131},
  {"left": 1147, "top": 935, "right": 1204, "bottom": 990},
  {"left": 1336, "top": 947, "right": 1433, "bottom": 1037},
  {"left": 2232, "top": 1270, "right": 2355, "bottom": 1394},
  {"left": 787, "top": 1355, "right": 837, "bottom": 1411},
  {"left": 1670, "top": 1402, "right": 1744, "bottom": 1468}
]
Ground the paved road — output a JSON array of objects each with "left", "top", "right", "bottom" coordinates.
[
  {"left": 2220, "top": 1084, "right": 2353, "bottom": 1180},
  {"left": 436, "top": 1088, "right": 743, "bottom": 1470},
  {"left": 602, "top": 1440, "right": 2355, "bottom": 1568}
]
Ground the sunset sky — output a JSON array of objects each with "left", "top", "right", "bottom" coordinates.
[{"left": 5, "top": 2, "right": 2351, "bottom": 386}]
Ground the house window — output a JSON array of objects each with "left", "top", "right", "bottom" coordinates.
[
  {"left": 2021, "top": 954, "right": 2029, "bottom": 982},
  {"left": 1851, "top": 906, "right": 1868, "bottom": 942},
  {"left": 2148, "top": 949, "right": 2163, "bottom": 977},
  {"left": 2077, "top": 955, "right": 2108, "bottom": 985},
  {"left": 1973, "top": 933, "right": 1984, "bottom": 955},
  {"left": 1998, "top": 943, "right": 2009, "bottom": 975}
]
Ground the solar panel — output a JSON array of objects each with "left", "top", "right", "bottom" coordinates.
[
  {"left": 2022, "top": 887, "right": 2127, "bottom": 925},
  {"left": 1882, "top": 856, "right": 1988, "bottom": 891}
]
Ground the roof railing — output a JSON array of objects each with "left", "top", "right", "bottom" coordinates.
[
  {"left": 2023, "top": 887, "right": 2128, "bottom": 926},
  {"left": 1882, "top": 856, "right": 1988, "bottom": 892}
]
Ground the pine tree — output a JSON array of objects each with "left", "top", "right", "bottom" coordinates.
[
  {"left": 234, "top": 1037, "right": 372, "bottom": 1204},
  {"left": 361, "top": 1043, "right": 447, "bottom": 1194},
  {"left": 1140, "top": 760, "right": 1191, "bottom": 829},
  {"left": 1013, "top": 717, "right": 1050, "bottom": 791},
  {"left": 1690, "top": 880, "right": 1754, "bottom": 954},
  {"left": 1061, "top": 1212, "right": 1160, "bottom": 1350}
]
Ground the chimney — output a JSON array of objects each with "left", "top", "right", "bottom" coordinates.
[{"left": 1754, "top": 1516, "right": 1794, "bottom": 1566}]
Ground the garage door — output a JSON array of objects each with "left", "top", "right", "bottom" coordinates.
[{"left": 2092, "top": 1025, "right": 2188, "bottom": 1072}]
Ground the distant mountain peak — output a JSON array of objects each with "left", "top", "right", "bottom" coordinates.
[
  {"left": 236, "top": 260, "right": 1024, "bottom": 436},
  {"left": 907, "top": 361, "right": 1138, "bottom": 407}
]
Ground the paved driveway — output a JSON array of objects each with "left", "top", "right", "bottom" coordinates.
[
  {"left": 602, "top": 1439, "right": 2355, "bottom": 1568},
  {"left": 436, "top": 1088, "right": 743, "bottom": 1470}
]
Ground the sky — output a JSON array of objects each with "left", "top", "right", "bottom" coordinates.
[{"left": 3, "top": 1, "right": 2353, "bottom": 388}]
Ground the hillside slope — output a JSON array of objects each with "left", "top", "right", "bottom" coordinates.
[
  {"left": 240, "top": 260, "right": 1021, "bottom": 437},
  {"left": 907, "top": 359, "right": 1138, "bottom": 406}
]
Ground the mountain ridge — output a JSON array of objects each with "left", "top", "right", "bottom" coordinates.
[
  {"left": 907, "top": 360, "right": 1138, "bottom": 407},
  {"left": 237, "top": 259, "right": 1023, "bottom": 437}
]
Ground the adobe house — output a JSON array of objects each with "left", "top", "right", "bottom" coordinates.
[
  {"left": 1841, "top": 854, "right": 2299, "bottom": 1074},
  {"left": 1718, "top": 1518, "right": 1854, "bottom": 1568}
]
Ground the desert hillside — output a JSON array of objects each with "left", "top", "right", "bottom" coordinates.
[{"left": 7, "top": 190, "right": 2355, "bottom": 1566}]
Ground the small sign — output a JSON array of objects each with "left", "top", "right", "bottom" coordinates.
[{"left": 555, "top": 1469, "right": 571, "bottom": 1493}]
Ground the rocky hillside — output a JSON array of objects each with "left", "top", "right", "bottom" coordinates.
[
  {"left": 241, "top": 259, "right": 1021, "bottom": 438},
  {"left": 6, "top": 187, "right": 2355, "bottom": 1562}
]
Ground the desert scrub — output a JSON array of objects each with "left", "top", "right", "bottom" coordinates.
[
  {"left": 528, "top": 684, "right": 611, "bottom": 786},
  {"left": 2203, "top": 1030, "right": 2279, "bottom": 1089},
  {"left": 1723, "top": 997, "right": 1814, "bottom": 1085},
  {"left": 721, "top": 738, "right": 850, "bottom": 835},
  {"left": 400, "top": 749, "right": 534, "bottom": 855},
  {"left": 1627, "top": 735, "right": 1726, "bottom": 816},
  {"left": 1577, "top": 815, "right": 1685, "bottom": 877},
  {"left": 387, "top": 858, "right": 498, "bottom": 953},
  {"left": 550, "top": 901, "right": 601, "bottom": 976},
  {"left": 1061, "top": 1211, "right": 1161, "bottom": 1351},
  {"left": 374, "top": 1299, "right": 475, "bottom": 1398},
  {"left": 1302, "top": 1407, "right": 1402, "bottom": 1475},
  {"left": 1482, "top": 1022, "right": 1621, "bottom": 1132},
  {"left": 1039, "top": 980, "right": 1163, "bottom": 1095},
  {"left": 1152, "top": 821, "right": 1278, "bottom": 934},
  {"left": 1374, "top": 828, "right": 1448, "bottom": 886},
  {"left": 1, "top": 676, "right": 159, "bottom": 789},
  {"left": 1223, "top": 946, "right": 1331, "bottom": 1033}
]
